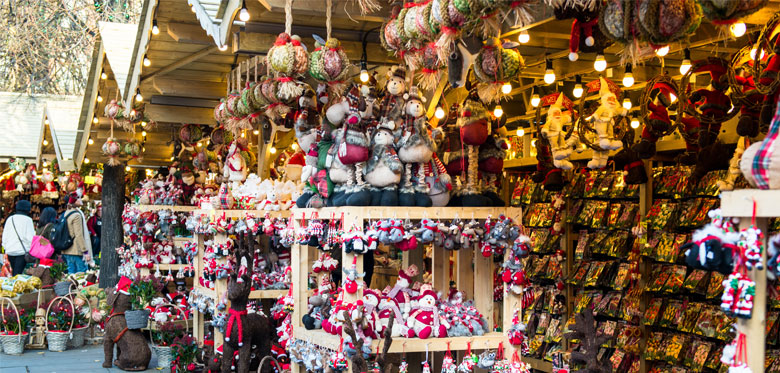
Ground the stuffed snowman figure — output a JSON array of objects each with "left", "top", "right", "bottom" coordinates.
[{"left": 406, "top": 289, "right": 449, "bottom": 339}]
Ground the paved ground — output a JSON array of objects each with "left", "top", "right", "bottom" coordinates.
[{"left": 0, "top": 344, "right": 164, "bottom": 373}]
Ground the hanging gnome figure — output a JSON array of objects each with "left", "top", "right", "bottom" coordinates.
[
  {"left": 631, "top": 80, "right": 675, "bottom": 159},
  {"left": 364, "top": 121, "right": 404, "bottom": 206},
  {"left": 540, "top": 93, "right": 577, "bottom": 169},
  {"left": 587, "top": 77, "right": 626, "bottom": 169},
  {"left": 735, "top": 63, "right": 763, "bottom": 138},
  {"left": 398, "top": 86, "right": 435, "bottom": 207},
  {"left": 478, "top": 129, "right": 509, "bottom": 206}
]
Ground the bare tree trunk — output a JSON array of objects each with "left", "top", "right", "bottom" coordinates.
[{"left": 99, "top": 164, "right": 124, "bottom": 288}]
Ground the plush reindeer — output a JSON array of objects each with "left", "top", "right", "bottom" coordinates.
[
  {"left": 222, "top": 233, "right": 274, "bottom": 373},
  {"left": 103, "top": 277, "right": 152, "bottom": 371}
]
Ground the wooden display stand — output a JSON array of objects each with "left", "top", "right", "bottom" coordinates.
[
  {"left": 720, "top": 190, "right": 773, "bottom": 373},
  {"left": 288, "top": 207, "right": 533, "bottom": 373}
]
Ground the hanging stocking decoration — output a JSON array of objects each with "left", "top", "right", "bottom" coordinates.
[
  {"left": 329, "top": 338, "right": 349, "bottom": 372},
  {"left": 721, "top": 331, "right": 751, "bottom": 372},
  {"left": 741, "top": 199, "right": 765, "bottom": 270},
  {"left": 492, "top": 343, "right": 509, "bottom": 372}
]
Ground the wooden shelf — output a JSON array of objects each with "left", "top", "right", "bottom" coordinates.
[
  {"left": 721, "top": 189, "right": 780, "bottom": 217},
  {"left": 152, "top": 263, "right": 187, "bottom": 271},
  {"left": 135, "top": 205, "right": 199, "bottom": 212},
  {"left": 192, "top": 209, "right": 292, "bottom": 218},
  {"left": 292, "top": 329, "right": 342, "bottom": 350},
  {"left": 193, "top": 285, "right": 216, "bottom": 299},
  {"left": 248, "top": 289, "right": 287, "bottom": 299},
  {"left": 172, "top": 236, "right": 193, "bottom": 242},
  {"left": 291, "top": 207, "right": 521, "bottom": 220},
  {"left": 522, "top": 356, "right": 553, "bottom": 372}
]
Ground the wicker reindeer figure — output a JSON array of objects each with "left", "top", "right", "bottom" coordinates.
[
  {"left": 222, "top": 233, "right": 274, "bottom": 373},
  {"left": 103, "top": 277, "right": 152, "bottom": 371}
]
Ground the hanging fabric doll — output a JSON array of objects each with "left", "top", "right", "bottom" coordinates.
[
  {"left": 337, "top": 85, "right": 372, "bottom": 206},
  {"left": 735, "top": 64, "right": 764, "bottom": 138},
  {"left": 377, "top": 66, "right": 408, "bottom": 132},
  {"left": 688, "top": 59, "right": 733, "bottom": 147},
  {"left": 398, "top": 86, "right": 435, "bottom": 207},
  {"left": 633, "top": 79, "right": 676, "bottom": 159},
  {"left": 457, "top": 88, "right": 493, "bottom": 206},
  {"left": 541, "top": 93, "right": 577, "bottom": 169},
  {"left": 364, "top": 122, "right": 403, "bottom": 206},
  {"left": 587, "top": 77, "right": 626, "bottom": 169}
]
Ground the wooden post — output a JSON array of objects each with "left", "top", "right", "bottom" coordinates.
[
  {"left": 99, "top": 164, "right": 124, "bottom": 288},
  {"left": 193, "top": 233, "right": 205, "bottom": 345},
  {"left": 402, "top": 245, "right": 425, "bottom": 283},
  {"left": 474, "top": 249, "right": 494, "bottom": 328},
  {"left": 432, "top": 244, "right": 448, "bottom": 291},
  {"left": 456, "top": 248, "right": 474, "bottom": 298}
]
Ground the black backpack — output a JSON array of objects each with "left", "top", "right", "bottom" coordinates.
[{"left": 50, "top": 211, "right": 79, "bottom": 253}]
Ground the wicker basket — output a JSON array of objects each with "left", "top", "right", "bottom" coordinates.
[
  {"left": 152, "top": 345, "right": 174, "bottom": 368},
  {"left": 53, "top": 282, "right": 73, "bottom": 297},
  {"left": 0, "top": 333, "right": 28, "bottom": 355},
  {"left": 45, "top": 331, "right": 70, "bottom": 352},
  {"left": 68, "top": 326, "right": 88, "bottom": 348},
  {"left": 125, "top": 309, "right": 150, "bottom": 330}
]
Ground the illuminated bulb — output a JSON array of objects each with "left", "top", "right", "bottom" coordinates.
[
  {"left": 141, "top": 121, "right": 147, "bottom": 127},
  {"left": 88, "top": 138, "right": 94, "bottom": 145},
  {"left": 130, "top": 109, "right": 136, "bottom": 116},
  {"left": 191, "top": 3, "right": 196, "bottom": 12},
  {"left": 125, "top": 166, "right": 131, "bottom": 172},
  {"left": 630, "top": 116, "right": 640, "bottom": 129},
  {"left": 241, "top": 132, "right": 246, "bottom": 138},
  {"left": 253, "top": 129, "right": 260, "bottom": 135},
  {"left": 544, "top": 69, "right": 556, "bottom": 85},
  {"left": 622, "top": 64, "right": 634, "bottom": 88},
  {"left": 135, "top": 90, "right": 143, "bottom": 102},
  {"left": 43, "top": 139, "right": 48, "bottom": 146},
  {"left": 84, "top": 158, "right": 90, "bottom": 164},
  {"left": 750, "top": 48, "right": 766, "bottom": 60},
  {"left": 360, "top": 70, "right": 369, "bottom": 83},
  {"left": 516, "top": 128, "right": 525, "bottom": 137},
  {"left": 670, "top": 93, "right": 677, "bottom": 103},
  {"left": 493, "top": 105, "right": 504, "bottom": 118},
  {"left": 594, "top": 54, "right": 607, "bottom": 72},
  {"left": 197, "top": 142, "right": 202, "bottom": 147},
  {"left": 501, "top": 82, "right": 512, "bottom": 94},
  {"left": 530, "top": 93, "right": 540, "bottom": 108},
  {"left": 239, "top": 6, "right": 250, "bottom": 22},
  {"left": 622, "top": 98, "right": 632, "bottom": 110},
  {"left": 170, "top": 156, "right": 175, "bottom": 161},
  {"left": 151, "top": 21, "right": 160, "bottom": 35},
  {"left": 45, "top": 119, "right": 49, "bottom": 125},
  {"left": 655, "top": 45, "right": 669, "bottom": 57},
  {"left": 531, "top": 139, "right": 536, "bottom": 147},
  {"left": 142, "top": 131, "right": 147, "bottom": 137},
  {"left": 218, "top": 44, "right": 228, "bottom": 51},
  {"left": 143, "top": 55, "right": 151, "bottom": 67},
  {"left": 292, "top": 143, "right": 298, "bottom": 150},
  {"left": 97, "top": 94, "right": 103, "bottom": 103},
  {"left": 434, "top": 107, "right": 445, "bottom": 119},
  {"left": 92, "top": 116, "right": 99, "bottom": 124},
  {"left": 101, "top": 71, "right": 107, "bottom": 80},
  {"left": 43, "top": 161, "right": 48, "bottom": 167},
  {"left": 731, "top": 22, "right": 746, "bottom": 38},
  {"left": 573, "top": 83, "right": 583, "bottom": 98},
  {"left": 518, "top": 30, "right": 529, "bottom": 44},
  {"left": 680, "top": 49, "right": 692, "bottom": 75},
  {"left": 270, "top": 147, "right": 277, "bottom": 154}
]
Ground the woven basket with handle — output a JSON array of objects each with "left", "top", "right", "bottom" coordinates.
[
  {"left": 0, "top": 297, "right": 28, "bottom": 355},
  {"left": 45, "top": 295, "right": 75, "bottom": 352}
]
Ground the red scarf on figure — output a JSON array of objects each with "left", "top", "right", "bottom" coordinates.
[{"left": 225, "top": 309, "right": 248, "bottom": 346}]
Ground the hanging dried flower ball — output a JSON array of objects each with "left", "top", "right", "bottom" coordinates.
[
  {"left": 124, "top": 140, "right": 141, "bottom": 159},
  {"left": 700, "top": 0, "right": 767, "bottom": 24},
  {"left": 102, "top": 138, "right": 121, "bottom": 166},
  {"left": 434, "top": 0, "right": 469, "bottom": 61},
  {"left": 266, "top": 33, "right": 309, "bottom": 100},
  {"left": 636, "top": 0, "right": 701, "bottom": 47},
  {"left": 179, "top": 124, "right": 203, "bottom": 145},
  {"left": 104, "top": 99, "right": 122, "bottom": 119},
  {"left": 473, "top": 38, "right": 524, "bottom": 102},
  {"left": 309, "top": 36, "right": 351, "bottom": 98},
  {"left": 380, "top": 6, "right": 403, "bottom": 55},
  {"left": 417, "top": 42, "right": 444, "bottom": 91}
]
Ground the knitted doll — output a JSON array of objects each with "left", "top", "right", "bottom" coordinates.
[
  {"left": 364, "top": 123, "right": 403, "bottom": 206},
  {"left": 334, "top": 85, "right": 372, "bottom": 206},
  {"left": 377, "top": 66, "right": 408, "bottom": 131},
  {"left": 457, "top": 90, "right": 493, "bottom": 206},
  {"left": 398, "top": 86, "right": 435, "bottom": 207},
  {"left": 478, "top": 133, "right": 509, "bottom": 206},
  {"left": 541, "top": 93, "right": 577, "bottom": 169},
  {"left": 406, "top": 289, "right": 449, "bottom": 339},
  {"left": 735, "top": 68, "right": 763, "bottom": 138}
]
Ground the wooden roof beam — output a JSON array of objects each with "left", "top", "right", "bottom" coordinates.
[
  {"left": 166, "top": 22, "right": 215, "bottom": 45},
  {"left": 141, "top": 45, "right": 219, "bottom": 83}
]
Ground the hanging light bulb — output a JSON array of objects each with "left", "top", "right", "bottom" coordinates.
[
  {"left": 630, "top": 115, "right": 640, "bottom": 129},
  {"left": 680, "top": 48, "right": 692, "bottom": 75},
  {"left": 270, "top": 147, "right": 277, "bottom": 154},
  {"left": 655, "top": 45, "right": 670, "bottom": 57},
  {"left": 135, "top": 89, "right": 143, "bottom": 102},
  {"left": 531, "top": 139, "right": 537, "bottom": 147},
  {"left": 141, "top": 130, "right": 147, "bottom": 137},
  {"left": 518, "top": 30, "right": 530, "bottom": 44},
  {"left": 359, "top": 60, "right": 369, "bottom": 83},
  {"left": 152, "top": 20, "right": 160, "bottom": 35},
  {"left": 88, "top": 137, "right": 94, "bottom": 145},
  {"left": 493, "top": 105, "right": 504, "bottom": 118},
  {"left": 43, "top": 160, "right": 48, "bottom": 167},
  {"left": 622, "top": 98, "right": 632, "bottom": 110},
  {"left": 197, "top": 142, "right": 202, "bottom": 147},
  {"left": 170, "top": 156, "right": 175, "bottom": 161},
  {"left": 594, "top": 54, "right": 607, "bottom": 72},
  {"left": 292, "top": 143, "right": 298, "bottom": 150},
  {"left": 434, "top": 106, "right": 445, "bottom": 119},
  {"left": 253, "top": 129, "right": 260, "bottom": 135},
  {"left": 730, "top": 22, "right": 747, "bottom": 38},
  {"left": 143, "top": 55, "right": 151, "bottom": 67},
  {"left": 501, "top": 82, "right": 512, "bottom": 94},
  {"left": 516, "top": 128, "right": 525, "bottom": 137},
  {"left": 573, "top": 76, "right": 584, "bottom": 98},
  {"left": 97, "top": 94, "right": 103, "bottom": 103},
  {"left": 92, "top": 116, "right": 99, "bottom": 124},
  {"left": 43, "top": 139, "right": 48, "bottom": 146},
  {"left": 44, "top": 119, "right": 49, "bottom": 125},
  {"left": 240, "top": 132, "right": 246, "bottom": 138},
  {"left": 544, "top": 59, "right": 556, "bottom": 85},
  {"left": 125, "top": 166, "right": 131, "bottom": 172},
  {"left": 531, "top": 89, "right": 540, "bottom": 107},
  {"left": 101, "top": 70, "right": 107, "bottom": 80},
  {"left": 141, "top": 121, "right": 147, "bottom": 127},
  {"left": 84, "top": 158, "right": 90, "bottom": 164},
  {"left": 219, "top": 44, "right": 228, "bottom": 51},
  {"left": 622, "top": 64, "right": 634, "bottom": 88},
  {"left": 670, "top": 93, "right": 677, "bottom": 103},
  {"left": 239, "top": 2, "right": 250, "bottom": 22}
]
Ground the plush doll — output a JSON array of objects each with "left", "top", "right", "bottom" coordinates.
[
  {"left": 385, "top": 265, "right": 418, "bottom": 316},
  {"left": 688, "top": 61, "right": 732, "bottom": 147},
  {"left": 422, "top": 153, "right": 452, "bottom": 207},
  {"left": 588, "top": 77, "right": 625, "bottom": 169},
  {"left": 377, "top": 66, "right": 407, "bottom": 130},
  {"left": 735, "top": 69, "right": 763, "bottom": 138},
  {"left": 478, "top": 133, "right": 509, "bottom": 206},
  {"left": 223, "top": 141, "right": 248, "bottom": 185},
  {"left": 41, "top": 168, "right": 58, "bottom": 198},
  {"left": 377, "top": 296, "right": 408, "bottom": 337},
  {"left": 406, "top": 289, "right": 449, "bottom": 339},
  {"left": 633, "top": 80, "right": 675, "bottom": 159},
  {"left": 398, "top": 86, "right": 435, "bottom": 207},
  {"left": 541, "top": 93, "right": 577, "bottom": 169},
  {"left": 612, "top": 129, "right": 648, "bottom": 185},
  {"left": 327, "top": 127, "right": 353, "bottom": 206},
  {"left": 532, "top": 135, "right": 565, "bottom": 191},
  {"left": 457, "top": 91, "right": 493, "bottom": 206},
  {"left": 364, "top": 122, "right": 403, "bottom": 206},
  {"left": 359, "top": 289, "right": 382, "bottom": 340},
  {"left": 339, "top": 85, "right": 372, "bottom": 206}
]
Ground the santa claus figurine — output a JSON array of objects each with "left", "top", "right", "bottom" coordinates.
[{"left": 406, "top": 289, "right": 449, "bottom": 339}]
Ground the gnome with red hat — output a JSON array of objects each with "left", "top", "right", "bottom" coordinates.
[
  {"left": 406, "top": 288, "right": 449, "bottom": 339},
  {"left": 735, "top": 66, "right": 764, "bottom": 138},
  {"left": 688, "top": 60, "right": 733, "bottom": 147}
]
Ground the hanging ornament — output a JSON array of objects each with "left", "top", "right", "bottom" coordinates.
[
  {"left": 441, "top": 342, "right": 457, "bottom": 373},
  {"left": 309, "top": 0, "right": 351, "bottom": 98},
  {"left": 417, "top": 42, "right": 444, "bottom": 91},
  {"left": 473, "top": 38, "right": 524, "bottom": 103},
  {"left": 380, "top": 5, "right": 404, "bottom": 56},
  {"left": 123, "top": 140, "right": 142, "bottom": 159},
  {"left": 635, "top": 0, "right": 702, "bottom": 47},
  {"left": 599, "top": 0, "right": 650, "bottom": 66},
  {"left": 721, "top": 331, "right": 752, "bottom": 372},
  {"left": 102, "top": 137, "right": 121, "bottom": 166},
  {"left": 700, "top": 0, "right": 766, "bottom": 24},
  {"left": 266, "top": 33, "right": 309, "bottom": 101}
]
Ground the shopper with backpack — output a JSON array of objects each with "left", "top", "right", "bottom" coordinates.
[
  {"left": 59, "top": 193, "right": 92, "bottom": 273},
  {"left": 1, "top": 200, "right": 35, "bottom": 275}
]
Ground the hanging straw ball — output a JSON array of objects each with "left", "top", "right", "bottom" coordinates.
[
  {"left": 417, "top": 42, "right": 444, "bottom": 91},
  {"left": 473, "top": 38, "right": 524, "bottom": 102},
  {"left": 433, "top": 0, "right": 468, "bottom": 61},
  {"left": 251, "top": 81, "right": 270, "bottom": 110},
  {"left": 102, "top": 138, "right": 121, "bottom": 166},
  {"left": 179, "top": 124, "right": 203, "bottom": 144},
  {"left": 123, "top": 141, "right": 141, "bottom": 159},
  {"left": 699, "top": 0, "right": 767, "bottom": 23},
  {"left": 309, "top": 38, "right": 351, "bottom": 97},
  {"left": 104, "top": 99, "right": 122, "bottom": 119},
  {"left": 267, "top": 33, "right": 310, "bottom": 77},
  {"left": 214, "top": 100, "right": 228, "bottom": 124},
  {"left": 636, "top": 0, "right": 701, "bottom": 46},
  {"left": 211, "top": 127, "right": 231, "bottom": 145},
  {"left": 380, "top": 6, "right": 403, "bottom": 55}
]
